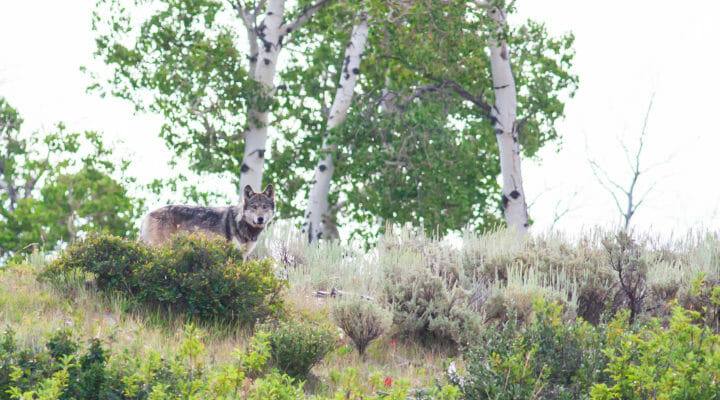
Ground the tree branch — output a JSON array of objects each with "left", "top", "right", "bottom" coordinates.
[
  {"left": 231, "top": 0, "right": 260, "bottom": 76},
  {"left": 254, "top": 0, "right": 267, "bottom": 17},
  {"left": 589, "top": 158, "right": 626, "bottom": 216},
  {"left": 397, "top": 83, "right": 447, "bottom": 107},
  {"left": 280, "top": 0, "right": 332, "bottom": 40},
  {"left": 377, "top": 55, "right": 494, "bottom": 119}
]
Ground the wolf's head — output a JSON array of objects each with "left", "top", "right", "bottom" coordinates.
[{"left": 240, "top": 184, "right": 275, "bottom": 228}]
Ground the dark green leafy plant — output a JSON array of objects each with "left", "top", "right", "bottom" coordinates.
[
  {"left": 43, "top": 232, "right": 286, "bottom": 325},
  {"left": 135, "top": 233, "right": 286, "bottom": 324},
  {"left": 591, "top": 305, "right": 720, "bottom": 399},
  {"left": 263, "top": 319, "right": 336, "bottom": 378},
  {"left": 456, "top": 300, "right": 608, "bottom": 400},
  {"left": 41, "top": 232, "right": 150, "bottom": 293}
]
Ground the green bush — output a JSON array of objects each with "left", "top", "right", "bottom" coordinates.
[
  {"left": 42, "top": 232, "right": 150, "bottom": 292},
  {"left": 44, "top": 232, "right": 286, "bottom": 325},
  {"left": 263, "top": 318, "right": 336, "bottom": 378},
  {"left": 134, "top": 233, "right": 286, "bottom": 324},
  {"left": 248, "top": 370, "right": 305, "bottom": 400},
  {"left": 590, "top": 305, "right": 720, "bottom": 399},
  {"left": 455, "top": 300, "right": 608, "bottom": 400},
  {"left": 0, "top": 328, "right": 110, "bottom": 400},
  {"left": 1, "top": 326, "right": 459, "bottom": 399},
  {"left": 677, "top": 272, "right": 720, "bottom": 330}
]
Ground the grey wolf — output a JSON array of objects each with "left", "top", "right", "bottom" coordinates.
[{"left": 140, "top": 184, "right": 275, "bottom": 259}]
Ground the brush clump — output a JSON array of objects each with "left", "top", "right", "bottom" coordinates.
[{"left": 331, "top": 297, "right": 391, "bottom": 356}]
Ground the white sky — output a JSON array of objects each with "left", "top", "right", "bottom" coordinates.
[{"left": 1, "top": 0, "right": 719, "bottom": 238}]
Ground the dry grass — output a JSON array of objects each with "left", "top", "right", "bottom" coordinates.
[{"left": 0, "top": 262, "right": 252, "bottom": 366}]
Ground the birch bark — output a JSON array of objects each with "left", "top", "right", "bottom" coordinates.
[
  {"left": 487, "top": 6, "right": 529, "bottom": 235},
  {"left": 237, "top": 0, "right": 285, "bottom": 193},
  {"left": 303, "top": 13, "right": 369, "bottom": 243},
  {"left": 236, "top": 0, "right": 331, "bottom": 195}
]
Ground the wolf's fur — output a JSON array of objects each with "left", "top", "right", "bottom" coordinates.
[{"left": 140, "top": 184, "right": 275, "bottom": 259}]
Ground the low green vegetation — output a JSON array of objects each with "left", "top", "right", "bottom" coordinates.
[
  {"left": 42, "top": 233, "right": 285, "bottom": 326},
  {"left": 2, "top": 224, "right": 720, "bottom": 398},
  {"left": 262, "top": 318, "right": 336, "bottom": 379}
]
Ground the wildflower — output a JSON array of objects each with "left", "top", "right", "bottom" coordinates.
[
  {"left": 391, "top": 338, "right": 397, "bottom": 346},
  {"left": 384, "top": 377, "right": 393, "bottom": 387}
]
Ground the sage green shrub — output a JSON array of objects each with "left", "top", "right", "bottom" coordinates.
[{"left": 331, "top": 297, "right": 391, "bottom": 356}]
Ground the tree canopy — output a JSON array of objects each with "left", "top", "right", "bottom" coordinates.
[
  {"left": 0, "top": 98, "right": 141, "bottom": 259},
  {"left": 90, "top": 0, "right": 577, "bottom": 240}
]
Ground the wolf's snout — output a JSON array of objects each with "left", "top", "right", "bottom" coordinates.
[{"left": 257, "top": 216, "right": 265, "bottom": 224}]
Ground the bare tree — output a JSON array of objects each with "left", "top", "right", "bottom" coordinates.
[
  {"left": 528, "top": 186, "right": 580, "bottom": 232},
  {"left": 589, "top": 94, "right": 659, "bottom": 231}
]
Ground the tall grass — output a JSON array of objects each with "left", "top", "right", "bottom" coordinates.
[{"left": 258, "top": 222, "right": 720, "bottom": 327}]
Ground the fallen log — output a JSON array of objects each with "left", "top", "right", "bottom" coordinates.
[{"left": 311, "top": 287, "right": 374, "bottom": 301}]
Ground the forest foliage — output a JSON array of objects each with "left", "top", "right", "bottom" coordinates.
[{"left": 88, "top": 0, "right": 576, "bottom": 240}]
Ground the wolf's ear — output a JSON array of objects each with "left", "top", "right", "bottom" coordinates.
[
  {"left": 263, "top": 184, "right": 275, "bottom": 199},
  {"left": 243, "top": 185, "right": 254, "bottom": 200}
]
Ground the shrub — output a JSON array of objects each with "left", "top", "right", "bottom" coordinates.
[
  {"left": 0, "top": 328, "right": 111, "bottom": 400},
  {"left": 455, "top": 300, "right": 608, "bottom": 400},
  {"left": 263, "top": 318, "right": 336, "bottom": 378},
  {"left": 677, "top": 272, "right": 720, "bottom": 330},
  {"left": 331, "top": 297, "right": 391, "bottom": 356},
  {"left": 590, "top": 305, "right": 720, "bottom": 399},
  {"left": 42, "top": 232, "right": 150, "bottom": 292},
  {"left": 382, "top": 250, "right": 481, "bottom": 346},
  {"left": 602, "top": 231, "right": 648, "bottom": 324},
  {"left": 134, "top": 233, "right": 286, "bottom": 324},
  {"left": 43, "top": 232, "right": 286, "bottom": 325},
  {"left": 248, "top": 370, "right": 305, "bottom": 400},
  {"left": 577, "top": 277, "right": 613, "bottom": 325}
]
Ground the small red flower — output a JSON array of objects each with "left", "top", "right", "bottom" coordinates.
[
  {"left": 391, "top": 339, "right": 397, "bottom": 346},
  {"left": 384, "top": 377, "right": 393, "bottom": 387}
]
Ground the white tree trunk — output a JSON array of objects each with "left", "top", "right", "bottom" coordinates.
[
  {"left": 303, "top": 14, "right": 369, "bottom": 243},
  {"left": 487, "top": 7, "right": 529, "bottom": 235},
  {"left": 238, "top": 0, "right": 286, "bottom": 193}
]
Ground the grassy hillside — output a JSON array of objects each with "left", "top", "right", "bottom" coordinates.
[{"left": 2, "top": 223, "right": 720, "bottom": 398}]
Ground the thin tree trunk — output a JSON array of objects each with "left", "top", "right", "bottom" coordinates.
[
  {"left": 238, "top": 0, "right": 286, "bottom": 193},
  {"left": 235, "top": 0, "right": 331, "bottom": 195},
  {"left": 303, "top": 13, "right": 369, "bottom": 243},
  {"left": 487, "top": 7, "right": 529, "bottom": 236}
]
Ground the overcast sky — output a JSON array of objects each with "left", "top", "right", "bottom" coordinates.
[{"left": 1, "top": 0, "right": 719, "bottom": 238}]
